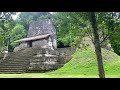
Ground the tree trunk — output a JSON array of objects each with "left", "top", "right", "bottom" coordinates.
[
  {"left": 7, "top": 34, "right": 10, "bottom": 52},
  {"left": 90, "top": 12, "right": 105, "bottom": 78}
]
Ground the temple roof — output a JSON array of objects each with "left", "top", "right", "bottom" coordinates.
[{"left": 15, "top": 34, "right": 51, "bottom": 42}]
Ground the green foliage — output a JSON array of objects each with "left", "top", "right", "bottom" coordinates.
[
  {"left": 85, "top": 12, "right": 120, "bottom": 56},
  {"left": 0, "top": 27, "right": 5, "bottom": 52},
  {"left": 0, "top": 12, "right": 16, "bottom": 52},
  {"left": 102, "top": 12, "right": 120, "bottom": 55},
  {"left": 10, "top": 24, "right": 26, "bottom": 49},
  {"left": 16, "top": 12, "right": 52, "bottom": 30},
  {"left": 53, "top": 12, "right": 86, "bottom": 47},
  {"left": 0, "top": 12, "right": 16, "bottom": 23},
  {"left": 110, "top": 24, "right": 120, "bottom": 55}
]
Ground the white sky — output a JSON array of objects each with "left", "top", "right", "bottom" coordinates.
[{"left": 12, "top": 12, "right": 21, "bottom": 20}]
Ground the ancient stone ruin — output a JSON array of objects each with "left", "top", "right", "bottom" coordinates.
[
  {"left": 0, "top": 19, "right": 76, "bottom": 73},
  {"left": 14, "top": 19, "right": 57, "bottom": 52}
]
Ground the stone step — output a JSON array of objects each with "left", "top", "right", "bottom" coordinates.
[
  {"left": 0, "top": 62, "right": 27, "bottom": 65},
  {"left": 30, "top": 57, "right": 57, "bottom": 62},
  {"left": 1, "top": 58, "right": 29, "bottom": 61},
  {"left": 0, "top": 66, "right": 23, "bottom": 68},
  {"left": 0, "top": 68, "right": 24, "bottom": 71},
  {"left": 1, "top": 60, "right": 28, "bottom": 62},
  {"left": 3, "top": 59, "right": 30, "bottom": 62},
  {"left": 0, "top": 72, "right": 23, "bottom": 74},
  {"left": 0, "top": 70, "right": 24, "bottom": 74},
  {"left": 0, "top": 68, "right": 23, "bottom": 70},
  {"left": 8, "top": 56, "right": 33, "bottom": 59},
  {"left": 0, "top": 64, "right": 28, "bottom": 68},
  {"left": 0, "top": 63, "right": 24, "bottom": 66}
]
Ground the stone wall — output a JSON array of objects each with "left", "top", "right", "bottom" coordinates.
[
  {"left": 26, "top": 48, "right": 62, "bottom": 72},
  {"left": 56, "top": 46, "right": 76, "bottom": 63},
  {"left": 56, "top": 46, "right": 76, "bottom": 56},
  {"left": 32, "top": 39, "right": 48, "bottom": 49},
  {"left": 28, "top": 19, "right": 56, "bottom": 37},
  {"left": 28, "top": 55, "right": 60, "bottom": 71},
  {"left": 14, "top": 43, "right": 27, "bottom": 52},
  {"left": 26, "top": 47, "right": 76, "bottom": 72}
]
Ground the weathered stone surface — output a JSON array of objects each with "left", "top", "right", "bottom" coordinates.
[
  {"left": 27, "top": 19, "right": 57, "bottom": 49},
  {"left": 56, "top": 46, "right": 76, "bottom": 56},
  {"left": 28, "top": 19, "right": 56, "bottom": 37},
  {"left": 36, "top": 48, "right": 59, "bottom": 55},
  {"left": 27, "top": 49, "right": 60, "bottom": 71},
  {"left": 28, "top": 19, "right": 57, "bottom": 49},
  {"left": 14, "top": 43, "right": 27, "bottom": 52},
  {"left": 26, "top": 47, "right": 76, "bottom": 71},
  {"left": 32, "top": 39, "right": 48, "bottom": 48}
]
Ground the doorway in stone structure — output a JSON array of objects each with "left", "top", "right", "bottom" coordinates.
[{"left": 27, "top": 41, "right": 32, "bottom": 47}]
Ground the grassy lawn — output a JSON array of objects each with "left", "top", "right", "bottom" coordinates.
[
  {"left": 0, "top": 73, "right": 99, "bottom": 78},
  {"left": 0, "top": 73, "right": 120, "bottom": 78},
  {"left": 0, "top": 45, "right": 120, "bottom": 78}
]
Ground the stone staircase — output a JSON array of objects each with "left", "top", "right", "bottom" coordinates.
[
  {"left": 0, "top": 48, "right": 35, "bottom": 73},
  {"left": 0, "top": 47, "right": 73, "bottom": 73}
]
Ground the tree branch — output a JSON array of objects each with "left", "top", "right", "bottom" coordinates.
[
  {"left": 87, "top": 31, "right": 94, "bottom": 44},
  {"left": 100, "top": 29, "right": 117, "bottom": 45},
  {"left": 100, "top": 34, "right": 110, "bottom": 45}
]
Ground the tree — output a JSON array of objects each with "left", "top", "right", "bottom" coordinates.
[
  {"left": 105, "top": 12, "right": 120, "bottom": 55},
  {"left": 4, "top": 21, "right": 16, "bottom": 52},
  {"left": 0, "top": 12, "right": 16, "bottom": 52},
  {"left": 0, "top": 12, "right": 16, "bottom": 23},
  {"left": 89, "top": 12, "right": 105, "bottom": 78},
  {"left": 53, "top": 12, "right": 86, "bottom": 47},
  {"left": 10, "top": 24, "right": 26, "bottom": 51},
  {"left": 0, "top": 27, "right": 5, "bottom": 53},
  {"left": 83, "top": 12, "right": 120, "bottom": 78},
  {"left": 93, "top": 12, "right": 120, "bottom": 55}
]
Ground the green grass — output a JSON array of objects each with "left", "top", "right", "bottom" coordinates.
[
  {"left": 0, "top": 73, "right": 99, "bottom": 78},
  {"left": 0, "top": 45, "right": 120, "bottom": 78},
  {"left": 49, "top": 47, "right": 120, "bottom": 77}
]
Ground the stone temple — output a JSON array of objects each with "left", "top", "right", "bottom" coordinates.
[
  {"left": 14, "top": 19, "right": 57, "bottom": 52},
  {"left": 0, "top": 19, "right": 75, "bottom": 73}
]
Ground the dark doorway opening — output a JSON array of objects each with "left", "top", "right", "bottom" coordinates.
[{"left": 27, "top": 41, "right": 32, "bottom": 47}]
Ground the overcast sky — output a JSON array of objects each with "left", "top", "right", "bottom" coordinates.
[{"left": 12, "top": 12, "right": 21, "bottom": 20}]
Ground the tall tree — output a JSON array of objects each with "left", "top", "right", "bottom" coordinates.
[
  {"left": 0, "top": 12, "right": 16, "bottom": 52},
  {"left": 89, "top": 12, "right": 105, "bottom": 78},
  {"left": 4, "top": 21, "right": 16, "bottom": 52},
  {"left": 10, "top": 24, "right": 26, "bottom": 51},
  {"left": 53, "top": 12, "right": 106, "bottom": 78}
]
